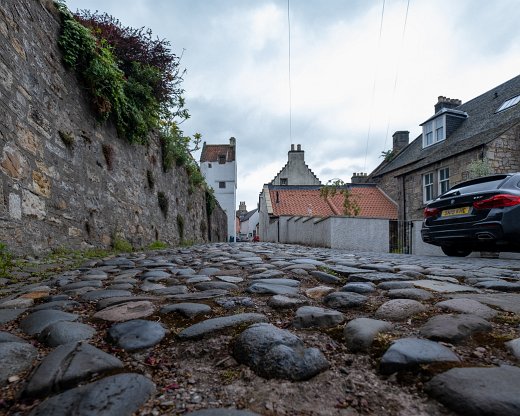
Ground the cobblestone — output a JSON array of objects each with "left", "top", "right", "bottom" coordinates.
[{"left": 1, "top": 242, "right": 520, "bottom": 415}]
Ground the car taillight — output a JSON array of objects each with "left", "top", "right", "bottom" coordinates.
[
  {"left": 473, "top": 194, "right": 520, "bottom": 209},
  {"left": 424, "top": 207, "right": 440, "bottom": 218}
]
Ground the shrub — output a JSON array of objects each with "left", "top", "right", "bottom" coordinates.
[
  {"left": 73, "top": 10, "right": 185, "bottom": 114},
  {"left": 55, "top": 3, "right": 187, "bottom": 144},
  {"left": 146, "top": 170, "right": 155, "bottom": 189},
  {"left": 205, "top": 188, "right": 216, "bottom": 216},
  {"left": 59, "top": 130, "right": 75, "bottom": 147},
  {"left": 157, "top": 191, "right": 168, "bottom": 217},
  {"left": 0, "top": 243, "right": 13, "bottom": 277},
  {"left": 176, "top": 214, "right": 185, "bottom": 240},
  {"left": 113, "top": 236, "right": 132, "bottom": 252},
  {"left": 147, "top": 240, "right": 168, "bottom": 250}
]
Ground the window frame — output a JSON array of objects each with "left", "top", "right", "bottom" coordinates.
[
  {"left": 423, "top": 115, "right": 446, "bottom": 148},
  {"left": 438, "top": 167, "right": 450, "bottom": 195},
  {"left": 423, "top": 172, "right": 434, "bottom": 203},
  {"left": 280, "top": 178, "right": 288, "bottom": 185},
  {"left": 496, "top": 94, "right": 520, "bottom": 113},
  {"left": 218, "top": 181, "right": 226, "bottom": 189}
]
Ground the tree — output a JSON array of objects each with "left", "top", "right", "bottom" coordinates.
[
  {"left": 468, "top": 158, "right": 492, "bottom": 179},
  {"left": 380, "top": 149, "right": 395, "bottom": 162},
  {"left": 320, "top": 179, "right": 361, "bottom": 216}
]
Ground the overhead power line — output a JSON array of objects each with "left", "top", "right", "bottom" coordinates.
[
  {"left": 287, "top": 0, "right": 292, "bottom": 145},
  {"left": 383, "top": 0, "right": 411, "bottom": 151},
  {"left": 363, "top": 0, "right": 386, "bottom": 172}
]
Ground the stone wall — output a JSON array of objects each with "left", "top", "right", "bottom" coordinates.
[
  {"left": 486, "top": 125, "right": 520, "bottom": 173},
  {"left": 0, "top": 0, "right": 226, "bottom": 255}
]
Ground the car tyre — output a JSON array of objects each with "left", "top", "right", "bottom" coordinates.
[{"left": 441, "top": 245, "right": 472, "bottom": 257}]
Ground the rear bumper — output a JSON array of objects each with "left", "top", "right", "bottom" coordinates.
[{"left": 421, "top": 222, "right": 520, "bottom": 250}]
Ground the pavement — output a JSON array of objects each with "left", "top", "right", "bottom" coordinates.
[{"left": 1, "top": 242, "right": 520, "bottom": 415}]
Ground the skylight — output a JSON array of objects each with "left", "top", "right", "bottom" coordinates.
[{"left": 496, "top": 94, "right": 520, "bottom": 113}]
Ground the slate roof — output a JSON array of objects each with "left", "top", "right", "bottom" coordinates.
[
  {"left": 373, "top": 74, "right": 520, "bottom": 177},
  {"left": 267, "top": 185, "right": 397, "bottom": 219},
  {"left": 200, "top": 144, "right": 235, "bottom": 163},
  {"left": 239, "top": 209, "right": 257, "bottom": 222}
]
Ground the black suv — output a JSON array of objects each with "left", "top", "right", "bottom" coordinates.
[{"left": 421, "top": 173, "right": 520, "bottom": 256}]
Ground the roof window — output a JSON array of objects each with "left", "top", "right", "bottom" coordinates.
[{"left": 496, "top": 94, "right": 520, "bottom": 113}]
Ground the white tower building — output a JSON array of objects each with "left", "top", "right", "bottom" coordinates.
[{"left": 200, "top": 137, "right": 237, "bottom": 241}]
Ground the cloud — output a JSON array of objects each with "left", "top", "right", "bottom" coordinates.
[{"left": 66, "top": 0, "right": 520, "bottom": 211}]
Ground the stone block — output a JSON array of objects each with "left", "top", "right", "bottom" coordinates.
[
  {"left": 22, "top": 190, "right": 46, "bottom": 220},
  {"left": 9, "top": 193, "right": 21, "bottom": 219}
]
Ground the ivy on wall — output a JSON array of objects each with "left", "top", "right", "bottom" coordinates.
[{"left": 54, "top": 1, "right": 208, "bottom": 193}]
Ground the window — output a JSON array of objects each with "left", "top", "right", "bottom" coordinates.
[
  {"left": 280, "top": 178, "right": 288, "bottom": 185},
  {"left": 423, "top": 115, "right": 446, "bottom": 148},
  {"left": 208, "top": 163, "right": 212, "bottom": 168},
  {"left": 423, "top": 173, "right": 434, "bottom": 203},
  {"left": 219, "top": 181, "right": 226, "bottom": 188},
  {"left": 496, "top": 94, "right": 520, "bottom": 113},
  {"left": 438, "top": 167, "right": 450, "bottom": 195},
  {"left": 424, "top": 122, "right": 434, "bottom": 146},
  {"left": 435, "top": 118, "right": 444, "bottom": 142},
  {"left": 218, "top": 155, "right": 226, "bottom": 164}
]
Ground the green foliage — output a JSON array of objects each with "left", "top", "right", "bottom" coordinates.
[
  {"left": 468, "top": 158, "right": 493, "bottom": 179},
  {"left": 380, "top": 149, "right": 395, "bottom": 162},
  {"left": 58, "top": 130, "right": 75, "bottom": 147},
  {"left": 147, "top": 240, "right": 168, "bottom": 250},
  {"left": 57, "top": 15, "right": 96, "bottom": 69},
  {"left": 0, "top": 243, "right": 13, "bottom": 278},
  {"left": 320, "top": 179, "right": 361, "bottom": 217},
  {"left": 55, "top": 3, "right": 186, "bottom": 144},
  {"left": 160, "top": 120, "right": 205, "bottom": 188},
  {"left": 205, "top": 188, "right": 216, "bottom": 216},
  {"left": 146, "top": 169, "right": 155, "bottom": 189},
  {"left": 157, "top": 191, "right": 169, "bottom": 217},
  {"left": 113, "top": 236, "right": 133, "bottom": 252},
  {"left": 176, "top": 214, "right": 185, "bottom": 240}
]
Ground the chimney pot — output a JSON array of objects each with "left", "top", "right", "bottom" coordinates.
[
  {"left": 291, "top": 144, "right": 295, "bottom": 151},
  {"left": 297, "top": 144, "right": 301, "bottom": 151},
  {"left": 435, "top": 96, "right": 462, "bottom": 113}
]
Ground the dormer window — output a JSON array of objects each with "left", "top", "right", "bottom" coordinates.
[
  {"left": 422, "top": 115, "right": 446, "bottom": 148},
  {"left": 218, "top": 155, "right": 226, "bottom": 164}
]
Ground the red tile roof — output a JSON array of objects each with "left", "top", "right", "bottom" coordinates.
[
  {"left": 200, "top": 144, "right": 235, "bottom": 163},
  {"left": 269, "top": 187, "right": 397, "bottom": 219}
]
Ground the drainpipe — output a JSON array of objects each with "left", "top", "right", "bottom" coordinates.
[{"left": 277, "top": 218, "right": 280, "bottom": 242}]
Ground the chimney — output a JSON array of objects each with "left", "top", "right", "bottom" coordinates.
[
  {"left": 351, "top": 172, "right": 367, "bottom": 184},
  {"left": 229, "top": 137, "right": 236, "bottom": 147},
  {"left": 288, "top": 144, "right": 304, "bottom": 162},
  {"left": 392, "top": 131, "right": 409, "bottom": 153},
  {"left": 435, "top": 96, "right": 462, "bottom": 113},
  {"left": 238, "top": 201, "right": 247, "bottom": 213}
]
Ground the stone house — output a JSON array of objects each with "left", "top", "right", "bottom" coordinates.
[
  {"left": 200, "top": 138, "right": 237, "bottom": 241},
  {"left": 236, "top": 201, "right": 259, "bottom": 240},
  {"left": 259, "top": 145, "right": 397, "bottom": 242},
  {"left": 369, "top": 74, "right": 520, "bottom": 221}
]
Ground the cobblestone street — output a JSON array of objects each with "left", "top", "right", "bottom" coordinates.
[{"left": 1, "top": 243, "right": 520, "bottom": 415}]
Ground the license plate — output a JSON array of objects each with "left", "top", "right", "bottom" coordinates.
[{"left": 441, "top": 206, "right": 470, "bottom": 217}]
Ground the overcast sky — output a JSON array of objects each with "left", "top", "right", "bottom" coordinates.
[{"left": 66, "top": 0, "right": 520, "bottom": 211}]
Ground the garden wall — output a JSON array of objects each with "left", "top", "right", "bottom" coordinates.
[{"left": 0, "top": 0, "right": 226, "bottom": 255}]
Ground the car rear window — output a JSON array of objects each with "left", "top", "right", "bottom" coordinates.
[{"left": 441, "top": 176, "right": 509, "bottom": 197}]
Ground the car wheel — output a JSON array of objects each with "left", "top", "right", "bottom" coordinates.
[{"left": 441, "top": 245, "right": 472, "bottom": 257}]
